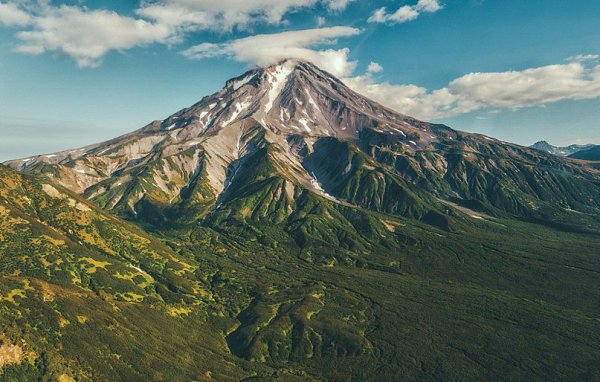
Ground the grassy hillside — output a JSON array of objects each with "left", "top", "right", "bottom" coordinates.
[
  {"left": 178, "top": 198, "right": 600, "bottom": 381},
  {"left": 0, "top": 165, "right": 257, "bottom": 381},
  {"left": 1, "top": 162, "right": 600, "bottom": 381}
]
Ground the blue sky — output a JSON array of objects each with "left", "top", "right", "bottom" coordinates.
[{"left": 0, "top": 0, "right": 599, "bottom": 161}]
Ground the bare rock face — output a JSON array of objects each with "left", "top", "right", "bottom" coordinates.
[
  {"left": 4, "top": 61, "right": 435, "bottom": 215},
  {"left": 5, "top": 59, "right": 600, "bottom": 227}
]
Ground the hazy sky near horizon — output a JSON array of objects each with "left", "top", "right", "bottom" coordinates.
[{"left": 0, "top": 0, "right": 599, "bottom": 161}]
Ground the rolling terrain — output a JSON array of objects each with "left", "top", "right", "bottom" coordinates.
[{"left": 1, "top": 60, "right": 600, "bottom": 381}]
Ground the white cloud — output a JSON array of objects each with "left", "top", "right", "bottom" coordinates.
[
  {"left": 182, "top": 26, "right": 361, "bottom": 77},
  {"left": 2, "top": 0, "right": 355, "bottom": 68},
  {"left": 367, "top": 61, "right": 383, "bottom": 73},
  {"left": 137, "top": 0, "right": 300, "bottom": 32},
  {"left": 344, "top": 61, "right": 600, "bottom": 120},
  {"left": 568, "top": 54, "right": 599, "bottom": 63},
  {"left": 414, "top": 0, "right": 443, "bottom": 12},
  {"left": 326, "top": 0, "right": 354, "bottom": 11},
  {"left": 367, "top": 8, "right": 387, "bottom": 23},
  {"left": 134, "top": 4, "right": 210, "bottom": 34},
  {"left": 368, "top": 0, "right": 443, "bottom": 24},
  {"left": 0, "top": 2, "right": 32, "bottom": 26},
  {"left": 316, "top": 16, "right": 326, "bottom": 27},
  {"left": 136, "top": 0, "right": 354, "bottom": 32},
  {"left": 15, "top": 5, "right": 173, "bottom": 68}
]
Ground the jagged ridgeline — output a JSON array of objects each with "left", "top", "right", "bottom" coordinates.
[{"left": 2, "top": 60, "right": 600, "bottom": 381}]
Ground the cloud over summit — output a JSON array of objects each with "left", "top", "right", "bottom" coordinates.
[
  {"left": 0, "top": 0, "right": 355, "bottom": 67},
  {"left": 182, "top": 26, "right": 361, "bottom": 77}
]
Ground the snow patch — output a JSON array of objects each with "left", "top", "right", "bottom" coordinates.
[
  {"left": 305, "top": 88, "right": 319, "bottom": 111},
  {"left": 298, "top": 118, "right": 312, "bottom": 133},
  {"left": 280, "top": 108, "right": 286, "bottom": 122},
  {"left": 221, "top": 97, "right": 252, "bottom": 127},
  {"left": 96, "top": 147, "right": 111, "bottom": 156},
  {"left": 391, "top": 128, "right": 406, "bottom": 137},
  {"left": 264, "top": 62, "right": 294, "bottom": 114},
  {"left": 310, "top": 173, "right": 324, "bottom": 192},
  {"left": 309, "top": 172, "right": 339, "bottom": 202},
  {"left": 343, "top": 162, "right": 352, "bottom": 174},
  {"left": 232, "top": 73, "right": 256, "bottom": 91}
]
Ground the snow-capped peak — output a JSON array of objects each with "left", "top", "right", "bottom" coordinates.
[
  {"left": 263, "top": 60, "right": 295, "bottom": 114},
  {"left": 5, "top": 58, "right": 435, "bottom": 203}
]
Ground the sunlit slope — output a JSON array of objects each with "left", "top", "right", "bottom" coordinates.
[
  {"left": 0, "top": 164, "right": 254, "bottom": 380},
  {"left": 6, "top": 60, "right": 600, "bottom": 233}
]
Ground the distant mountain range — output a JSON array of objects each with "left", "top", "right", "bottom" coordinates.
[
  {"left": 530, "top": 140, "right": 599, "bottom": 158},
  {"left": 2, "top": 60, "right": 600, "bottom": 381},
  {"left": 569, "top": 145, "right": 600, "bottom": 161}
]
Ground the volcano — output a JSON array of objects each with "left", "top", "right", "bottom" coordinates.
[
  {"left": 7, "top": 59, "right": 600, "bottom": 230},
  {"left": 2, "top": 60, "right": 600, "bottom": 381}
]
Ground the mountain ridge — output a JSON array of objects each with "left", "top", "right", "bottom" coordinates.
[
  {"left": 2, "top": 149, "right": 600, "bottom": 381},
  {"left": 530, "top": 140, "right": 598, "bottom": 156},
  {"left": 3, "top": 60, "right": 451, "bottom": 223},
  {"left": 2, "top": 61, "right": 600, "bottom": 381},
  {"left": 5, "top": 59, "right": 600, "bottom": 231},
  {"left": 569, "top": 145, "right": 600, "bottom": 161}
]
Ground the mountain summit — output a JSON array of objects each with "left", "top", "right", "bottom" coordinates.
[
  {"left": 5, "top": 60, "right": 600, "bottom": 229},
  {"left": 4, "top": 60, "right": 447, "bottom": 221},
  {"left": 2, "top": 61, "right": 600, "bottom": 381},
  {"left": 146, "top": 59, "right": 433, "bottom": 141}
]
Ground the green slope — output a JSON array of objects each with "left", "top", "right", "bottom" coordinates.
[
  {"left": 4, "top": 60, "right": 600, "bottom": 381},
  {"left": 1, "top": 156, "right": 600, "bottom": 382},
  {"left": 183, "top": 204, "right": 600, "bottom": 381},
  {"left": 0, "top": 165, "right": 257, "bottom": 381}
]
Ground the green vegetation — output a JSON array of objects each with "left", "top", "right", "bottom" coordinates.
[
  {"left": 1, "top": 153, "right": 600, "bottom": 382},
  {"left": 5, "top": 61, "right": 600, "bottom": 381}
]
